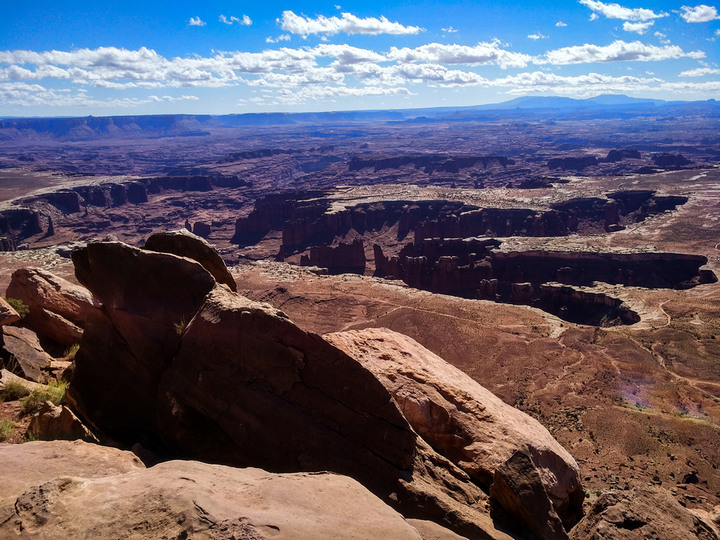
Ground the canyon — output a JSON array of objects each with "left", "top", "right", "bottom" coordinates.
[{"left": 0, "top": 98, "right": 719, "bottom": 538}]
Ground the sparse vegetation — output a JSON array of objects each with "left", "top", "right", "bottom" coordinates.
[
  {"left": 0, "top": 419, "right": 15, "bottom": 441},
  {"left": 64, "top": 343, "right": 80, "bottom": 359},
  {"left": 5, "top": 297, "right": 29, "bottom": 319},
  {"left": 19, "top": 380, "right": 67, "bottom": 416},
  {"left": 174, "top": 317, "right": 188, "bottom": 336},
  {"left": 0, "top": 379, "right": 31, "bottom": 401}
]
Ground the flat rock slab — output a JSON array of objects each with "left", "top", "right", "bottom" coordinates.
[
  {"left": 0, "top": 460, "right": 423, "bottom": 540},
  {"left": 1, "top": 326, "right": 53, "bottom": 382},
  {"left": 0, "top": 440, "right": 145, "bottom": 503},
  {"left": 0, "top": 297, "right": 20, "bottom": 327}
]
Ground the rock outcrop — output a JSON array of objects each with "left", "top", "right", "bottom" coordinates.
[
  {"left": 375, "top": 239, "right": 714, "bottom": 325},
  {"left": 300, "top": 239, "right": 366, "bottom": 274},
  {"left": 26, "top": 401, "right": 99, "bottom": 443},
  {"left": 0, "top": 368, "right": 41, "bottom": 395},
  {"left": 0, "top": 297, "right": 20, "bottom": 326},
  {"left": 0, "top": 326, "right": 53, "bottom": 382},
  {"left": 144, "top": 229, "right": 236, "bottom": 291},
  {"left": 490, "top": 448, "right": 570, "bottom": 540},
  {"left": 570, "top": 486, "right": 718, "bottom": 539},
  {"left": 0, "top": 458, "right": 428, "bottom": 539},
  {"left": 67, "top": 241, "right": 503, "bottom": 537},
  {"left": 6, "top": 268, "right": 98, "bottom": 346},
  {"left": 325, "top": 328, "right": 584, "bottom": 535},
  {"left": 0, "top": 440, "right": 145, "bottom": 503}
]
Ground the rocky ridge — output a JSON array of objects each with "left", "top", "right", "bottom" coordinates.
[{"left": 60, "top": 234, "right": 592, "bottom": 538}]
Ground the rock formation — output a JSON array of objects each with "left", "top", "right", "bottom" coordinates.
[
  {"left": 1, "top": 326, "right": 53, "bottom": 382},
  {"left": 26, "top": 401, "right": 99, "bottom": 443},
  {"left": 67, "top": 241, "right": 507, "bottom": 536},
  {"left": 300, "top": 239, "right": 366, "bottom": 274},
  {"left": 143, "top": 229, "right": 236, "bottom": 291},
  {"left": 0, "top": 440, "right": 145, "bottom": 502},
  {"left": 6, "top": 268, "right": 98, "bottom": 346},
  {"left": 325, "top": 327, "right": 584, "bottom": 534},
  {"left": 0, "top": 451, "right": 433, "bottom": 539},
  {"left": 375, "top": 239, "right": 714, "bottom": 325},
  {"left": 0, "top": 297, "right": 20, "bottom": 326},
  {"left": 570, "top": 486, "right": 718, "bottom": 539}
]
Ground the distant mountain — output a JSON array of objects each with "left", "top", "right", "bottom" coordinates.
[
  {"left": 0, "top": 95, "right": 717, "bottom": 141},
  {"left": 470, "top": 94, "right": 665, "bottom": 110}
]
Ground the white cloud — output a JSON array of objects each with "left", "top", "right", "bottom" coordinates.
[
  {"left": 266, "top": 35, "right": 291, "bottom": 43},
  {"left": 495, "top": 71, "right": 660, "bottom": 96},
  {"left": 679, "top": 66, "right": 720, "bottom": 76},
  {"left": 220, "top": 14, "right": 252, "bottom": 26},
  {"left": 543, "top": 40, "right": 705, "bottom": 64},
  {"left": 679, "top": 4, "right": 720, "bottom": 22},
  {"left": 0, "top": 81, "right": 198, "bottom": 108},
  {"left": 311, "top": 44, "right": 386, "bottom": 65},
  {"left": 623, "top": 21, "right": 654, "bottom": 34},
  {"left": 276, "top": 85, "right": 411, "bottom": 104},
  {"left": 387, "top": 41, "right": 532, "bottom": 69},
  {"left": 528, "top": 33, "right": 548, "bottom": 40},
  {"left": 579, "top": 0, "right": 668, "bottom": 21},
  {"left": 660, "top": 80, "right": 720, "bottom": 92},
  {"left": 442, "top": 26, "right": 458, "bottom": 33},
  {"left": 556, "top": 21, "right": 568, "bottom": 27},
  {"left": 188, "top": 17, "right": 206, "bottom": 27},
  {"left": 279, "top": 10, "right": 423, "bottom": 36},
  {"left": 392, "top": 63, "right": 488, "bottom": 86}
]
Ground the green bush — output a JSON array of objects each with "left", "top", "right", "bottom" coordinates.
[
  {"left": 0, "top": 379, "right": 31, "bottom": 402},
  {"left": 0, "top": 419, "right": 14, "bottom": 441},
  {"left": 63, "top": 343, "right": 80, "bottom": 360},
  {"left": 5, "top": 297, "right": 29, "bottom": 319},
  {"left": 20, "top": 381, "right": 67, "bottom": 416}
]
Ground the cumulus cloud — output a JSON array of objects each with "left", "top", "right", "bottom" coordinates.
[
  {"left": 679, "top": 4, "right": 720, "bottom": 22},
  {"left": 387, "top": 41, "right": 532, "bottom": 69},
  {"left": 188, "top": 17, "right": 206, "bottom": 27},
  {"left": 528, "top": 33, "right": 548, "bottom": 40},
  {"left": 442, "top": 26, "right": 458, "bottom": 33},
  {"left": 266, "top": 35, "right": 291, "bottom": 43},
  {"left": 623, "top": 21, "right": 654, "bottom": 33},
  {"left": 556, "top": 21, "right": 568, "bottom": 27},
  {"left": 679, "top": 66, "right": 720, "bottom": 76},
  {"left": 392, "top": 63, "right": 488, "bottom": 86},
  {"left": 311, "top": 44, "right": 386, "bottom": 65},
  {"left": 579, "top": 0, "right": 668, "bottom": 21},
  {"left": 220, "top": 14, "right": 252, "bottom": 26},
  {"left": 495, "top": 71, "right": 660, "bottom": 96},
  {"left": 543, "top": 40, "right": 705, "bottom": 64},
  {"left": 279, "top": 10, "right": 423, "bottom": 36},
  {"left": 0, "top": 81, "right": 197, "bottom": 108},
  {"left": 276, "top": 85, "right": 411, "bottom": 104}
]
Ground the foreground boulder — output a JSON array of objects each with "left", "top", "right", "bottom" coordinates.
[
  {"left": 144, "top": 229, "right": 237, "bottom": 291},
  {"left": 68, "top": 242, "right": 503, "bottom": 537},
  {"left": 0, "top": 459, "right": 424, "bottom": 539},
  {"left": 26, "top": 401, "right": 99, "bottom": 443},
  {"left": 0, "top": 440, "right": 145, "bottom": 503},
  {"left": 326, "top": 327, "right": 584, "bottom": 533},
  {"left": 0, "top": 297, "right": 20, "bottom": 326},
  {"left": 1, "top": 326, "right": 53, "bottom": 382},
  {"left": 570, "top": 486, "right": 718, "bottom": 539},
  {"left": 5, "top": 268, "right": 98, "bottom": 346}
]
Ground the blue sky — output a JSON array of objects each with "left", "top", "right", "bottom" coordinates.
[{"left": 1, "top": 0, "right": 718, "bottom": 115}]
